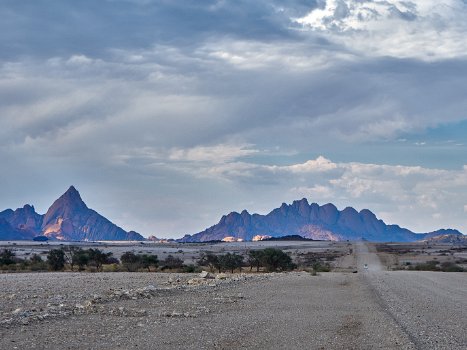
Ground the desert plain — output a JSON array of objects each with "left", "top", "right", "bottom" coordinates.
[{"left": 0, "top": 240, "right": 466, "bottom": 349}]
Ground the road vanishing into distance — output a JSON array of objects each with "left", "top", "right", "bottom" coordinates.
[
  {"left": 1, "top": 243, "right": 466, "bottom": 349},
  {"left": 352, "top": 243, "right": 466, "bottom": 349}
]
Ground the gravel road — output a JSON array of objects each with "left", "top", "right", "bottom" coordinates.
[{"left": 0, "top": 244, "right": 465, "bottom": 349}]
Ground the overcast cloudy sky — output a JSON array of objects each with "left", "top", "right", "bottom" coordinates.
[{"left": 1, "top": 0, "right": 466, "bottom": 237}]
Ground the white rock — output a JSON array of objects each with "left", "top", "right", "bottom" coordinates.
[{"left": 199, "top": 271, "right": 214, "bottom": 279}]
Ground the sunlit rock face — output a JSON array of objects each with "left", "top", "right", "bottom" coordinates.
[
  {"left": 252, "top": 235, "right": 272, "bottom": 242},
  {"left": 221, "top": 236, "right": 244, "bottom": 242}
]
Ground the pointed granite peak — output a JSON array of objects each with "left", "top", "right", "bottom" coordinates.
[
  {"left": 47, "top": 186, "right": 88, "bottom": 213},
  {"left": 60, "top": 185, "right": 85, "bottom": 203},
  {"left": 65, "top": 185, "right": 80, "bottom": 196},
  {"left": 59, "top": 185, "right": 86, "bottom": 207},
  {"left": 42, "top": 186, "right": 87, "bottom": 228}
]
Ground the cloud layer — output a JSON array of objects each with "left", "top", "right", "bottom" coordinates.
[{"left": 0, "top": 0, "right": 466, "bottom": 236}]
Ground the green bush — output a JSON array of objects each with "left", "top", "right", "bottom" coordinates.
[
  {"left": 160, "top": 255, "right": 184, "bottom": 270},
  {"left": 47, "top": 249, "right": 66, "bottom": 271},
  {"left": 312, "top": 262, "right": 331, "bottom": 272},
  {"left": 218, "top": 253, "right": 244, "bottom": 273},
  {"left": 440, "top": 262, "right": 464, "bottom": 272},
  {"left": 120, "top": 251, "right": 158, "bottom": 272},
  {"left": 260, "top": 248, "right": 295, "bottom": 272},
  {"left": 409, "top": 260, "right": 464, "bottom": 272},
  {"left": 0, "top": 249, "right": 16, "bottom": 265},
  {"left": 182, "top": 264, "right": 201, "bottom": 273}
]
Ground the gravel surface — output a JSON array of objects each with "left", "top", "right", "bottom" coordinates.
[{"left": 0, "top": 244, "right": 465, "bottom": 349}]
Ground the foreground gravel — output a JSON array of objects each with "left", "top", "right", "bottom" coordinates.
[
  {"left": 1, "top": 247, "right": 465, "bottom": 349},
  {"left": 0, "top": 271, "right": 414, "bottom": 350}
]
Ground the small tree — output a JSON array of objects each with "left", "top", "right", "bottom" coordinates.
[
  {"left": 29, "top": 254, "right": 47, "bottom": 271},
  {"left": 30, "top": 254, "right": 43, "bottom": 264},
  {"left": 161, "top": 255, "right": 184, "bottom": 270},
  {"left": 219, "top": 253, "right": 244, "bottom": 273},
  {"left": 72, "top": 249, "right": 90, "bottom": 271},
  {"left": 260, "top": 248, "right": 294, "bottom": 272},
  {"left": 0, "top": 249, "right": 16, "bottom": 266},
  {"left": 247, "top": 250, "right": 264, "bottom": 272},
  {"left": 87, "top": 249, "right": 112, "bottom": 271},
  {"left": 139, "top": 254, "right": 159, "bottom": 272},
  {"left": 47, "top": 249, "right": 66, "bottom": 271},
  {"left": 120, "top": 251, "right": 140, "bottom": 272},
  {"left": 197, "top": 252, "right": 220, "bottom": 272},
  {"left": 63, "top": 246, "right": 79, "bottom": 271}
]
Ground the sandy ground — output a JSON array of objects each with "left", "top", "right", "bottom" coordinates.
[{"left": 0, "top": 244, "right": 466, "bottom": 349}]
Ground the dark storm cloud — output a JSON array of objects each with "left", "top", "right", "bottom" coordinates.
[{"left": 0, "top": 0, "right": 317, "bottom": 59}]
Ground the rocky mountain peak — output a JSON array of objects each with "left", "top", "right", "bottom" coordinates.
[
  {"left": 61, "top": 186, "right": 86, "bottom": 207},
  {"left": 22, "top": 204, "right": 35, "bottom": 212},
  {"left": 42, "top": 186, "right": 87, "bottom": 227}
]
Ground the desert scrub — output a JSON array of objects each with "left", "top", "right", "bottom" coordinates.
[{"left": 408, "top": 260, "right": 465, "bottom": 272}]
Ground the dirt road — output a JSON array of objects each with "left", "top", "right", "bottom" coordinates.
[
  {"left": 0, "top": 244, "right": 465, "bottom": 349},
  {"left": 356, "top": 242, "right": 467, "bottom": 349}
]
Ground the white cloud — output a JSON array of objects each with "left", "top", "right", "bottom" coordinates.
[
  {"left": 296, "top": 0, "right": 467, "bottom": 60},
  {"left": 290, "top": 185, "right": 334, "bottom": 199},
  {"left": 168, "top": 144, "right": 258, "bottom": 163},
  {"left": 464, "top": 205, "right": 467, "bottom": 213},
  {"left": 283, "top": 156, "right": 338, "bottom": 173},
  {"left": 66, "top": 55, "right": 95, "bottom": 65}
]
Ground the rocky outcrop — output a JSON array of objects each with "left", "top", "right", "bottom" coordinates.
[
  {"left": 0, "top": 186, "right": 144, "bottom": 241},
  {"left": 422, "top": 233, "right": 467, "bottom": 244},
  {"left": 179, "top": 198, "right": 464, "bottom": 242}
]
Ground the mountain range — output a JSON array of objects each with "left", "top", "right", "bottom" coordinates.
[
  {"left": 1, "top": 190, "right": 463, "bottom": 242},
  {"left": 0, "top": 186, "right": 144, "bottom": 241},
  {"left": 179, "top": 198, "right": 463, "bottom": 242}
]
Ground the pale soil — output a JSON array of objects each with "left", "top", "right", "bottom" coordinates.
[{"left": 0, "top": 244, "right": 466, "bottom": 349}]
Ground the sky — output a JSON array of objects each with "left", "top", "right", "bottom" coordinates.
[{"left": 0, "top": 0, "right": 466, "bottom": 238}]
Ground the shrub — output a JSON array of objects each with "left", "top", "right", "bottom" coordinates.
[
  {"left": 218, "top": 253, "right": 244, "bottom": 273},
  {"left": 408, "top": 260, "right": 464, "bottom": 272},
  {"left": 260, "top": 248, "right": 295, "bottom": 272},
  {"left": 0, "top": 249, "right": 16, "bottom": 265},
  {"left": 120, "top": 251, "right": 158, "bottom": 272},
  {"left": 160, "top": 255, "right": 184, "bottom": 270},
  {"left": 120, "top": 251, "right": 140, "bottom": 272},
  {"left": 47, "top": 249, "right": 66, "bottom": 271},
  {"left": 247, "top": 250, "right": 264, "bottom": 272},
  {"left": 197, "top": 252, "right": 220, "bottom": 272},
  {"left": 198, "top": 252, "right": 245, "bottom": 273},
  {"left": 139, "top": 254, "right": 159, "bottom": 272},
  {"left": 312, "top": 262, "right": 331, "bottom": 272},
  {"left": 182, "top": 264, "right": 201, "bottom": 273},
  {"left": 440, "top": 262, "right": 464, "bottom": 272}
]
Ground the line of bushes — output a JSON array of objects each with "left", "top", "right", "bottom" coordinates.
[{"left": 1, "top": 247, "right": 298, "bottom": 273}]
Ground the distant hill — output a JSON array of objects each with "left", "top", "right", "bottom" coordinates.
[
  {"left": 179, "top": 198, "right": 464, "bottom": 243},
  {"left": 421, "top": 233, "right": 467, "bottom": 245},
  {"left": 0, "top": 186, "right": 144, "bottom": 241}
]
